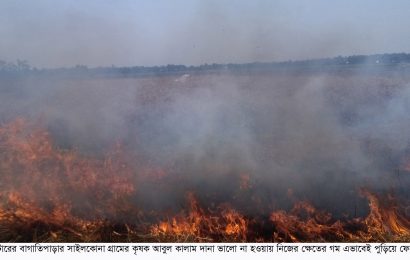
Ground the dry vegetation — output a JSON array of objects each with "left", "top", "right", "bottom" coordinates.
[{"left": 0, "top": 70, "right": 410, "bottom": 242}]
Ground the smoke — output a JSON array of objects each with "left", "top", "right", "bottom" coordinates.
[
  {"left": 1, "top": 70, "right": 410, "bottom": 219},
  {"left": 2, "top": 1, "right": 410, "bottom": 67}
]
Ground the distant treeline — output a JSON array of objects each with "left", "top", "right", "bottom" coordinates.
[{"left": 1, "top": 53, "right": 410, "bottom": 78}]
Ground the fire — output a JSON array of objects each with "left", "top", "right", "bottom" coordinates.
[
  {"left": 270, "top": 191, "right": 410, "bottom": 242},
  {"left": 0, "top": 118, "right": 135, "bottom": 241},
  {"left": 0, "top": 118, "right": 409, "bottom": 242},
  {"left": 362, "top": 190, "right": 410, "bottom": 237},
  {"left": 150, "top": 193, "right": 248, "bottom": 242}
]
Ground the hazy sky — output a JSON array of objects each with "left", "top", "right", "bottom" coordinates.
[{"left": 1, "top": 0, "right": 410, "bottom": 68}]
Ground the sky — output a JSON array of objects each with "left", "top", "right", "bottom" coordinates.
[{"left": 1, "top": 0, "right": 410, "bottom": 68}]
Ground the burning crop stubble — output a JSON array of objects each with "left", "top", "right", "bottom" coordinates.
[{"left": 0, "top": 69, "right": 409, "bottom": 242}]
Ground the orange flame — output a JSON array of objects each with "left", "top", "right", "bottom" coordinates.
[
  {"left": 150, "top": 193, "right": 248, "bottom": 242},
  {"left": 0, "top": 118, "right": 409, "bottom": 242}
]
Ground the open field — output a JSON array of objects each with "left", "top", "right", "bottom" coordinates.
[{"left": 0, "top": 68, "right": 409, "bottom": 242}]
